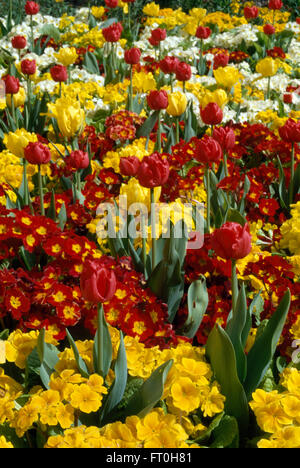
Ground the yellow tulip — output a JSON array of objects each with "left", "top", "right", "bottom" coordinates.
[
  {"left": 256, "top": 57, "right": 279, "bottom": 77},
  {"left": 47, "top": 97, "right": 85, "bottom": 139},
  {"left": 213, "top": 66, "right": 243, "bottom": 89},
  {"left": 200, "top": 89, "right": 228, "bottom": 109},
  {"left": 143, "top": 2, "right": 160, "bottom": 16},
  {"left": 55, "top": 47, "right": 78, "bottom": 67},
  {"left": 6, "top": 87, "right": 26, "bottom": 108},
  {"left": 166, "top": 91, "right": 187, "bottom": 117},
  {"left": 3, "top": 129, "right": 38, "bottom": 158},
  {"left": 120, "top": 178, "right": 161, "bottom": 211}
]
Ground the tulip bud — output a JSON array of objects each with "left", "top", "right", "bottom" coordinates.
[
  {"left": 21, "top": 59, "right": 37, "bottom": 76},
  {"left": 105, "top": 0, "right": 118, "bottom": 7},
  {"left": 268, "top": 0, "right": 283, "bottom": 9},
  {"left": 11, "top": 35, "right": 27, "bottom": 50},
  {"left": 102, "top": 22, "right": 123, "bottom": 43},
  {"left": 147, "top": 89, "right": 168, "bottom": 110},
  {"left": 213, "top": 53, "right": 229, "bottom": 69},
  {"left": 24, "top": 142, "right": 52, "bottom": 165},
  {"left": 263, "top": 23, "right": 276, "bottom": 35},
  {"left": 159, "top": 56, "right": 180, "bottom": 75},
  {"left": 119, "top": 156, "right": 140, "bottom": 176},
  {"left": 151, "top": 28, "right": 166, "bottom": 42},
  {"left": 80, "top": 259, "right": 117, "bottom": 304},
  {"left": 244, "top": 6, "right": 259, "bottom": 19},
  {"left": 200, "top": 102, "right": 223, "bottom": 126},
  {"left": 50, "top": 64, "right": 68, "bottom": 82},
  {"left": 124, "top": 47, "right": 141, "bottom": 65},
  {"left": 68, "top": 150, "right": 90, "bottom": 170},
  {"left": 213, "top": 126, "right": 236, "bottom": 150},
  {"left": 137, "top": 153, "right": 170, "bottom": 188},
  {"left": 166, "top": 91, "right": 187, "bottom": 117},
  {"left": 25, "top": 1, "right": 40, "bottom": 15},
  {"left": 175, "top": 61, "right": 192, "bottom": 82},
  {"left": 278, "top": 118, "right": 300, "bottom": 143},
  {"left": 210, "top": 222, "right": 252, "bottom": 260},
  {"left": 283, "top": 93, "right": 293, "bottom": 104},
  {"left": 194, "top": 135, "right": 222, "bottom": 164},
  {"left": 195, "top": 26, "right": 211, "bottom": 39},
  {"left": 256, "top": 57, "right": 278, "bottom": 77},
  {"left": 4, "top": 76, "right": 20, "bottom": 95}
]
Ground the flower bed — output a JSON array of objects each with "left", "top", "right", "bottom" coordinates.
[{"left": 0, "top": 0, "right": 299, "bottom": 449}]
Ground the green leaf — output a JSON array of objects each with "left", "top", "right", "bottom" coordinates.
[
  {"left": 122, "top": 360, "right": 173, "bottom": 419},
  {"left": 192, "top": 412, "right": 224, "bottom": 443},
  {"left": 136, "top": 110, "right": 159, "bottom": 138},
  {"left": 210, "top": 415, "right": 239, "bottom": 448},
  {"left": 24, "top": 348, "right": 42, "bottom": 390},
  {"left": 225, "top": 208, "right": 247, "bottom": 226},
  {"left": 19, "top": 246, "right": 36, "bottom": 271},
  {"left": 36, "top": 328, "right": 59, "bottom": 389},
  {"left": 243, "top": 289, "right": 291, "bottom": 399},
  {"left": 100, "top": 332, "right": 128, "bottom": 424},
  {"left": 93, "top": 305, "right": 113, "bottom": 379},
  {"left": 66, "top": 329, "right": 90, "bottom": 378},
  {"left": 205, "top": 325, "right": 249, "bottom": 433},
  {"left": 58, "top": 203, "right": 67, "bottom": 231},
  {"left": 226, "top": 283, "right": 247, "bottom": 383},
  {"left": 181, "top": 276, "right": 208, "bottom": 338},
  {"left": 83, "top": 51, "right": 100, "bottom": 75},
  {"left": 40, "top": 24, "right": 61, "bottom": 42}
]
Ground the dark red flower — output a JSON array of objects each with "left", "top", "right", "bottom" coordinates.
[
  {"left": 194, "top": 135, "right": 222, "bottom": 164},
  {"left": 68, "top": 150, "right": 90, "bottom": 170},
  {"left": 213, "top": 126, "right": 236, "bottom": 151},
  {"left": 102, "top": 22, "right": 123, "bottom": 43},
  {"left": 124, "top": 47, "right": 141, "bottom": 65},
  {"left": 175, "top": 61, "right": 192, "bottom": 82},
  {"left": 210, "top": 222, "right": 252, "bottom": 260},
  {"left": 25, "top": 1, "right": 40, "bottom": 15},
  {"left": 268, "top": 0, "right": 283, "bottom": 9},
  {"left": 244, "top": 6, "right": 259, "bottom": 19},
  {"left": 279, "top": 119, "right": 300, "bottom": 143},
  {"left": 263, "top": 23, "right": 276, "bottom": 35},
  {"left": 159, "top": 56, "right": 180, "bottom": 75},
  {"left": 119, "top": 156, "right": 140, "bottom": 176},
  {"left": 24, "top": 142, "right": 52, "bottom": 165},
  {"left": 21, "top": 59, "right": 37, "bottom": 76},
  {"left": 200, "top": 102, "right": 223, "bottom": 126},
  {"left": 147, "top": 89, "right": 168, "bottom": 110},
  {"left": 50, "top": 64, "right": 68, "bottom": 82},
  {"left": 105, "top": 0, "right": 118, "bottom": 7},
  {"left": 151, "top": 28, "right": 166, "bottom": 42},
  {"left": 80, "top": 259, "right": 117, "bottom": 303},
  {"left": 11, "top": 35, "right": 27, "bottom": 50},
  {"left": 195, "top": 26, "right": 211, "bottom": 39},
  {"left": 137, "top": 153, "right": 170, "bottom": 188}
]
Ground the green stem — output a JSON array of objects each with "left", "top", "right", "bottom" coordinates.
[
  {"left": 231, "top": 259, "right": 238, "bottom": 314},
  {"left": 157, "top": 109, "right": 162, "bottom": 153},
  {"left": 205, "top": 165, "right": 211, "bottom": 234},
  {"left": 150, "top": 188, "right": 156, "bottom": 271},
  {"left": 266, "top": 76, "right": 271, "bottom": 100},
  {"left": 27, "top": 77, "right": 32, "bottom": 116},
  {"left": 289, "top": 142, "right": 295, "bottom": 205},
  {"left": 76, "top": 170, "right": 81, "bottom": 193},
  {"left": 129, "top": 65, "right": 133, "bottom": 112},
  {"left": 128, "top": 2, "right": 131, "bottom": 30},
  {"left": 175, "top": 117, "right": 180, "bottom": 144},
  {"left": 23, "top": 158, "right": 30, "bottom": 207},
  {"left": 38, "top": 165, "right": 45, "bottom": 216},
  {"left": 10, "top": 94, "right": 16, "bottom": 128},
  {"left": 141, "top": 213, "right": 147, "bottom": 278},
  {"left": 223, "top": 150, "right": 228, "bottom": 177},
  {"left": 30, "top": 16, "right": 34, "bottom": 52}
]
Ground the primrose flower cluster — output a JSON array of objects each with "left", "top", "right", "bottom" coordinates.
[{"left": 0, "top": 0, "right": 299, "bottom": 449}]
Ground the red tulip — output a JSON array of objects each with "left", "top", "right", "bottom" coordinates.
[
  {"left": 148, "top": 36, "right": 160, "bottom": 47},
  {"left": 195, "top": 26, "right": 211, "bottom": 39},
  {"left": 263, "top": 23, "right": 276, "bottom": 35},
  {"left": 283, "top": 93, "right": 293, "bottom": 104},
  {"left": 124, "top": 47, "right": 141, "bottom": 65},
  {"left": 278, "top": 118, "right": 300, "bottom": 143},
  {"left": 212, "top": 126, "right": 236, "bottom": 151},
  {"left": 68, "top": 150, "right": 89, "bottom": 170},
  {"left": 80, "top": 259, "right": 116, "bottom": 304},
  {"left": 200, "top": 102, "right": 223, "bottom": 126},
  {"left": 25, "top": 1, "right": 40, "bottom": 15},
  {"left": 296, "top": 18, "right": 300, "bottom": 25},
  {"left": 102, "top": 22, "right": 123, "bottom": 43},
  {"left": 11, "top": 35, "right": 27, "bottom": 50},
  {"left": 213, "top": 53, "right": 229, "bottom": 69},
  {"left": 194, "top": 135, "right": 222, "bottom": 164},
  {"left": 268, "top": 0, "right": 283, "bottom": 9},
  {"left": 210, "top": 222, "right": 252, "bottom": 260},
  {"left": 24, "top": 142, "right": 52, "bottom": 165},
  {"left": 147, "top": 89, "right": 168, "bottom": 110},
  {"left": 105, "top": 0, "right": 118, "bottom": 7},
  {"left": 244, "top": 6, "right": 259, "bottom": 19},
  {"left": 159, "top": 56, "right": 180, "bottom": 75},
  {"left": 151, "top": 28, "right": 166, "bottom": 42},
  {"left": 21, "top": 59, "right": 36, "bottom": 76},
  {"left": 50, "top": 64, "right": 68, "bottom": 82},
  {"left": 175, "top": 62, "right": 192, "bottom": 82},
  {"left": 137, "top": 153, "right": 170, "bottom": 188},
  {"left": 4, "top": 75, "right": 20, "bottom": 95},
  {"left": 119, "top": 156, "right": 140, "bottom": 176}
]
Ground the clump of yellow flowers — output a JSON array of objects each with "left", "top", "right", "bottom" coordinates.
[{"left": 0, "top": 326, "right": 225, "bottom": 448}]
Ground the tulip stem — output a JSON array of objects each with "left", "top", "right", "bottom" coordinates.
[
  {"left": 223, "top": 151, "right": 228, "bottom": 177},
  {"left": 10, "top": 94, "right": 17, "bottom": 128},
  {"left": 128, "top": 65, "right": 133, "bottom": 112},
  {"left": 266, "top": 77, "right": 271, "bottom": 100},
  {"left": 175, "top": 117, "right": 180, "bottom": 144},
  {"left": 289, "top": 142, "right": 295, "bottom": 205},
  {"left": 38, "top": 165, "right": 45, "bottom": 216},
  {"left": 30, "top": 16, "right": 34, "bottom": 52},
  {"left": 157, "top": 109, "right": 162, "bottom": 153},
  {"left": 150, "top": 188, "right": 157, "bottom": 271},
  {"left": 141, "top": 213, "right": 147, "bottom": 278},
  {"left": 205, "top": 165, "right": 211, "bottom": 234},
  {"left": 231, "top": 259, "right": 238, "bottom": 314},
  {"left": 76, "top": 170, "right": 81, "bottom": 193},
  {"left": 23, "top": 159, "right": 30, "bottom": 207}
]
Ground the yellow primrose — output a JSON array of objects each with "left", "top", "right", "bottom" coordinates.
[
  {"left": 47, "top": 96, "right": 85, "bottom": 139},
  {"left": 55, "top": 47, "right": 78, "bottom": 66},
  {"left": 166, "top": 91, "right": 187, "bottom": 117},
  {"left": 213, "top": 66, "right": 243, "bottom": 89},
  {"left": 256, "top": 57, "right": 279, "bottom": 77}
]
